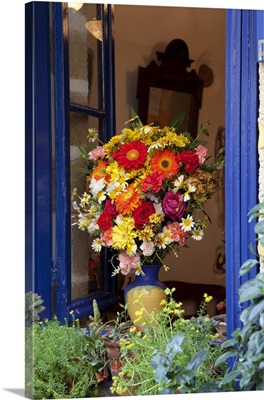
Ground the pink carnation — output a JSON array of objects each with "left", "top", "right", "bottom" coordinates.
[
  {"left": 118, "top": 252, "right": 141, "bottom": 275},
  {"left": 195, "top": 145, "right": 208, "bottom": 163},
  {"left": 140, "top": 241, "right": 155, "bottom": 257},
  {"left": 101, "top": 228, "right": 113, "bottom": 246},
  {"left": 88, "top": 146, "right": 105, "bottom": 161},
  {"left": 167, "top": 221, "right": 189, "bottom": 246}
]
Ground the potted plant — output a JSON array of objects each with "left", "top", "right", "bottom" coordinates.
[{"left": 102, "top": 303, "right": 134, "bottom": 376}]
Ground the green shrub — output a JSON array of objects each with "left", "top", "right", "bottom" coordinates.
[
  {"left": 215, "top": 202, "right": 264, "bottom": 391},
  {"left": 26, "top": 316, "right": 99, "bottom": 399},
  {"left": 111, "top": 290, "right": 226, "bottom": 396}
]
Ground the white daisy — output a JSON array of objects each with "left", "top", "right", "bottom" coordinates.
[
  {"left": 87, "top": 127, "right": 98, "bottom": 142},
  {"left": 180, "top": 214, "right": 195, "bottom": 232},
  {"left": 91, "top": 238, "right": 104, "bottom": 252},
  {"left": 192, "top": 229, "right": 204, "bottom": 241}
]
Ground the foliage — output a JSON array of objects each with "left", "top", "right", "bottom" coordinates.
[
  {"left": 25, "top": 291, "right": 45, "bottom": 322},
  {"left": 26, "top": 315, "right": 99, "bottom": 399},
  {"left": 83, "top": 299, "right": 110, "bottom": 382},
  {"left": 215, "top": 201, "right": 264, "bottom": 391},
  {"left": 102, "top": 303, "right": 134, "bottom": 343},
  {"left": 110, "top": 289, "right": 226, "bottom": 395},
  {"left": 72, "top": 109, "right": 224, "bottom": 276}
]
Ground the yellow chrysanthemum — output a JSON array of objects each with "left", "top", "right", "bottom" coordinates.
[
  {"left": 112, "top": 218, "right": 137, "bottom": 250},
  {"left": 149, "top": 213, "right": 164, "bottom": 225},
  {"left": 137, "top": 225, "right": 155, "bottom": 241}
]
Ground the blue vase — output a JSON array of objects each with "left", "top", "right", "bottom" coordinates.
[{"left": 124, "top": 264, "right": 167, "bottom": 323}]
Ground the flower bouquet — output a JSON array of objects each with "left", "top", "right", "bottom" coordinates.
[{"left": 72, "top": 109, "right": 224, "bottom": 277}]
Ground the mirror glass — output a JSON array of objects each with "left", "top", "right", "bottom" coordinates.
[{"left": 148, "top": 87, "right": 192, "bottom": 130}]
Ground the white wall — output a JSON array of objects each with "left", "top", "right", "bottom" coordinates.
[{"left": 114, "top": 5, "right": 226, "bottom": 286}]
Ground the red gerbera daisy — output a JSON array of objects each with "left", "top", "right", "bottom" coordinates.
[{"left": 112, "top": 140, "right": 147, "bottom": 171}]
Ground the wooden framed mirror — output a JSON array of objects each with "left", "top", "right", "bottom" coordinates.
[{"left": 137, "top": 39, "right": 204, "bottom": 137}]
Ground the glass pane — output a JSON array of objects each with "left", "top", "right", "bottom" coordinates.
[
  {"left": 70, "top": 112, "right": 105, "bottom": 301},
  {"left": 68, "top": 3, "right": 102, "bottom": 108}
]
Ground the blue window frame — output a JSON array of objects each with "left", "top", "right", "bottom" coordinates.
[
  {"left": 225, "top": 9, "right": 261, "bottom": 336},
  {"left": 25, "top": 2, "right": 120, "bottom": 322}
]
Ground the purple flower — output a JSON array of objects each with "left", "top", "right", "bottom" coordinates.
[{"left": 162, "top": 191, "right": 186, "bottom": 220}]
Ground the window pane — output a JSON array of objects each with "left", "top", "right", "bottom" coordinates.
[
  {"left": 68, "top": 3, "right": 102, "bottom": 108},
  {"left": 70, "top": 112, "right": 105, "bottom": 301}
]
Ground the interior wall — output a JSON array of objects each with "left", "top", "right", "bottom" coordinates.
[{"left": 114, "top": 5, "right": 226, "bottom": 287}]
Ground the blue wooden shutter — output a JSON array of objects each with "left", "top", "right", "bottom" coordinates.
[
  {"left": 25, "top": 2, "right": 53, "bottom": 320},
  {"left": 225, "top": 9, "right": 259, "bottom": 337}
]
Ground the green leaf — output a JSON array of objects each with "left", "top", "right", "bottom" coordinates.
[
  {"left": 166, "top": 333, "right": 184, "bottom": 354},
  {"left": 240, "top": 369, "right": 255, "bottom": 389},
  {"left": 239, "top": 259, "right": 259, "bottom": 276},
  {"left": 248, "top": 202, "right": 264, "bottom": 216},
  {"left": 220, "top": 370, "right": 241, "bottom": 385},
  {"left": 220, "top": 338, "right": 238, "bottom": 348},
  {"left": 130, "top": 106, "right": 143, "bottom": 129},
  {"left": 168, "top": 112, "right": 186, "bottom": 129},
  {"left": 215, "top": 350, "right": 237, "bottom": 366},
  {"left": 259, "top": 313, "right": 264, "bottom": 328},
  {"left": 249, "top": 299, "right": 264, "bottom": 321},
  {"left": 254, "top": 220, "right": 264, "bottom": 235},
  {"left": 187, "top": 348, "right": 208, "bottom": 371},
  {"left": 71, "top": 166, "right": 90, "bottom": 174},
  {"left": 239, "top": 279, "right": 264, "bottom": 302}
]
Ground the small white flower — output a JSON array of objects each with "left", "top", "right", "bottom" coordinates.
[
  {"left": 180, "top": 214, "right": 195, "bottom": 232},
  {"left": 140, "top": 125, "right": 153, "bottom": 134},
  {"left": 148, "top": 142, "right": 162, "bottom": 152},
  {"left": 72, "top": 201, "right": 79, "bottom": 210},
  {"left": 174, "top": 175, "right": 185, "bottom": 190},
  {"left": 87, "top": 128, "right": 98, "bottom": 142},
  {"left": 91, "top": 238, "right": 104, "bottom": 252},
  {"left": 153, "top": 202, "right": 165, "bottom": 216},
  {"left": 89, "top": 177, "right": 105, "bottom": 197},
  {"left": 97, "top": 191, "right": 106, "bottom": 204},
  {"left": 192, "top": 229, "right": 204, "bottom": 241},
  {"left": 183, "top": 184, "right": 196, "bottom": 202}
]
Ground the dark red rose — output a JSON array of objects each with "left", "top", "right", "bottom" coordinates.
[
  {"left": 133, "top": 201, "right": 156, "bottom": 230},
  {"left": 176, "top": 151, "right": 199, "bottom": 173},
  {"left": 162, "top": 191, "right": 186, "bottom": 220},
  {"left": 105, "top": 199, "right": 118, "bottom": 218},
  {"left": 97, "top": 210, "right": 113, "bottom": 230}
]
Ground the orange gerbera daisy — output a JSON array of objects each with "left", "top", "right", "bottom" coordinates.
[
  {"left": 92, "top": 161, "right": 111, "bottom": 182},
  {"left": 115, "top": 184, "right": 143, "bottom": 215},
  {"left": 112, "top": 140, "right": 147, "bottom": 171},
  {"left": 150, "top": 149, "right": 180, "bottom": 178}
]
